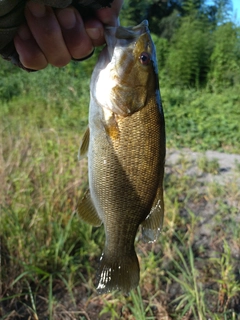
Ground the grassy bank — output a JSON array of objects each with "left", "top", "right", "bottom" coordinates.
[
  {"left": 0, "top": 61, "right": 240, "bottom": 319},
  {"left": 1, "top": 58, "right": 240, "bottom": 153}
]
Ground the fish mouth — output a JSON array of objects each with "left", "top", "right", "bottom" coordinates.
[
  {"left": 115, "top": 20, "right": 149, "bottom": 39},
  {"left": 104, "top": 20, "right": 149, "bottom": 43},
  {"left": 93, "top": 20, "right": 150, "bottom": 84},
  {"left": 102, "top": 20, "right": 149, "bottom": 64}
]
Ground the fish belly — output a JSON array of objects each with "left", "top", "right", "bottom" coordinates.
[{"left": 88, "top": 99, "right": 164, "bottom": 293}]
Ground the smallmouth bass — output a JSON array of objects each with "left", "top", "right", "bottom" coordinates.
[{"left": 77, "top": 20, "right": 165, "bottom": 294}]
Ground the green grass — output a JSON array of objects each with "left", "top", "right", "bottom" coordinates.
[
  {"left": 168, "top": 244, "right": 206, "bottom": 320},
  {"left": 161, "top": 86, "right": 240, "bottom": 153},
  {"left": 197, "top": 156, "right": 220, "bottom": 174},
  {"left": 0, "top": 59, "right": 240, "bottom": 318}
]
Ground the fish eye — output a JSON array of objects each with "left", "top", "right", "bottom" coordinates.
[{"left": 139, "top": 52, "right": 151, "bottom": 65}]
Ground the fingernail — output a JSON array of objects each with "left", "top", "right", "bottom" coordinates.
[
  {"left": 72, "top": 48, "right": 95, "bottom": 61},
  {"left": 17, "top": 25, "right": 31, "bottom": 41},
  {"left": 57, "top": 8, "right": 76, "bottom": 29},
  {"left": 86, "top": 28, "right": 102, "bottom": 40},
  {"left": 27, "top": 1, "right": 46, "bottom": 18}
]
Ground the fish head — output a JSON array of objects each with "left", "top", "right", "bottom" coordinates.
[{"left": 91, "top": 20, "right": 160, "bottom": 116}]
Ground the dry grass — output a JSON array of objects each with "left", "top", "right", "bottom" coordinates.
[{"left": 1, "top": 114, "right": 240, "bottom": 319}]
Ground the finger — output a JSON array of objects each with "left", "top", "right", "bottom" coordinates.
[
  {"left": 14, "top": 24, "right": 48, "bottom": 70},
  {"left": 55, "top": 7, "right": 94, "bottom": 59},
  {"left": 84, "top": 0, "right": 123, "bottom": 47},
  {"left": 25, "top": 1, "right": 71, "bottom": 67},
  {"left": 84, "top": 18, "right": 105, "bottom": 47},
  {"left": 95, "top": 0, "right": 123, "bottom": 26}
]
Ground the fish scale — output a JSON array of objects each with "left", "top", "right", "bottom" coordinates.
[{"left": 77, "top": 20, "right": 165, "bottom": 294}]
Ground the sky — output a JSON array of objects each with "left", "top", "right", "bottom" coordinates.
[
  {"left": 232, "top": 0, "right": 240, "bottom": 23},
  {"left": 207, "top": 0, "right": 240, "bottom": 24}
]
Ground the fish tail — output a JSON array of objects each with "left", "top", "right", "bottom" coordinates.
[{"left": 96, "top": 248, "right": 140, "bottom": 294}]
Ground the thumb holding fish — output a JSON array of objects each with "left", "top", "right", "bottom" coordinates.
[
  {"left": 13, "top": 0, "right": 123, "bottom": 71},
  {"left": 85, "top": 0, "right": 122, "bottom": 46}
]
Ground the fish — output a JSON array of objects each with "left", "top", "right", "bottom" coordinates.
[{"left": 77, "top": 20, "right": 165, "bottom": 294}]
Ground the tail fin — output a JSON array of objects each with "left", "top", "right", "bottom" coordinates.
[{"left": 96, "top": 249, "right": 140, "bottom": 294}]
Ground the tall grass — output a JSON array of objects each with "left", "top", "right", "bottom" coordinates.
[{"left": 0, "top": 58, "right": 240, "bottom": 318}]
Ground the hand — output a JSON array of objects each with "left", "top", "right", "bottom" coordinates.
[{"left": 14, "top": 0, "right": 123, "bottom": 70}]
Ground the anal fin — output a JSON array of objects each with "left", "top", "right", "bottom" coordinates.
[
  {"left": 141, "top": 186, "right": 164, "bottom": 243},
  {"left": 77, "top": 189, "right": 102, "bottom": 227}
]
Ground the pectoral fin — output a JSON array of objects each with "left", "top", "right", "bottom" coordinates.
[
  {"left": 77, "top": 190, "right": 102, "bottom": 227},
  {"left": 101, "top": 112, "right": 120, "bottom": 143},
  {"left": 141, "top": 186, "right": 164, "bottom": 243},
  {"left": 78, "top": 127, "right": 90, "bottom": 160}
]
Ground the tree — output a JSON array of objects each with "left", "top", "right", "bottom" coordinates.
[
  {"left": 120, "top": 0, "right": 182, "bottom": 36},
  {"left": 208, "top": 22, "right": 240, "bottom": 89},
  {"left": 165, "top": 4, "right": 212, "bottom": 87},
  {"left": 120, "top": 0, "right": 238, "bottom": 89}
]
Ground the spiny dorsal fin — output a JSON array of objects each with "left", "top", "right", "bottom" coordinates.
[
  {"left": 77, "top": 190, "right": 102, "bottom": 227},
  {"left": 78, "top": 127, "right": 90, "bottom": 160}
]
